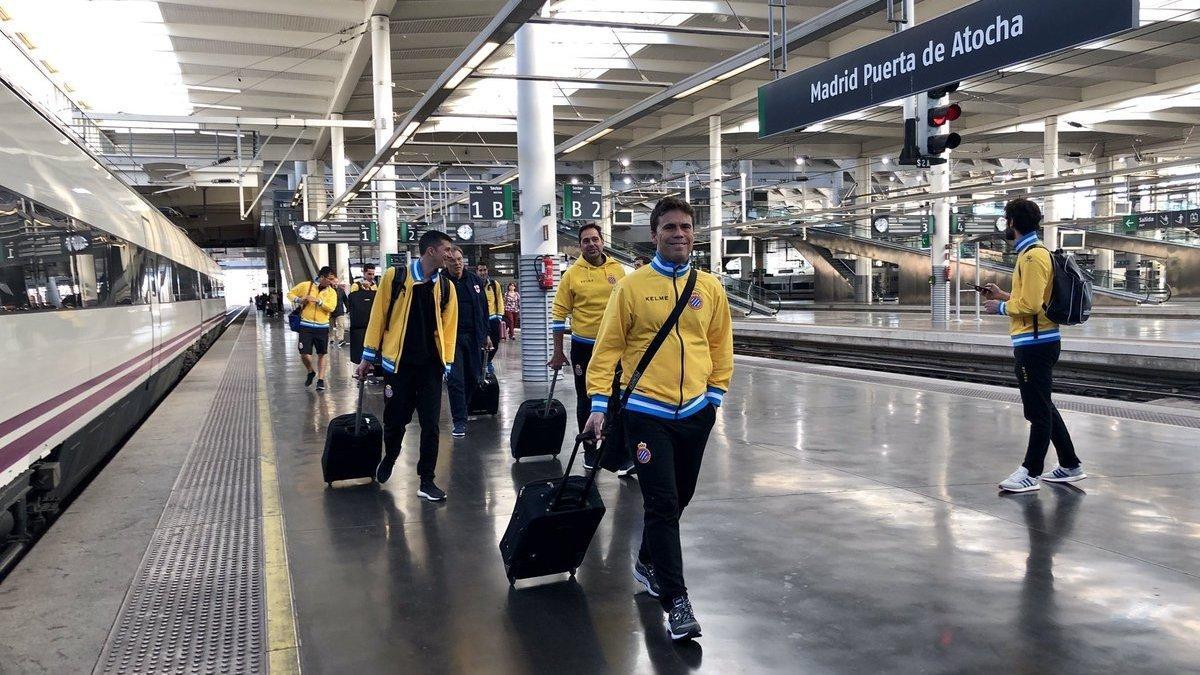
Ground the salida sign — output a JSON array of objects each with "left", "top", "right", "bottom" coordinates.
[{"left": 758, "top": 0, "right": 1138, "bottom": 138}]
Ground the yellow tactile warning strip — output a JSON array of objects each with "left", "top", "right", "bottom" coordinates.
[{"left": 257, "top": 323, "right": 302, "bottom": 674}]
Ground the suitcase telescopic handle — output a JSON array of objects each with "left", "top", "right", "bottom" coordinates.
[
  {"left": 353, "top": 373, "right": 367, "bottom": 435},
  {"left": 550, "top": 433, "right": 596, "bottom": 510},
  {"left": 544, "top": 367, "right": 560, "bottom": 414}
]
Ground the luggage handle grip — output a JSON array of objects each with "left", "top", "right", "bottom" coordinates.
[{"left": 543, "top": 368, "right": 560, "bottom": 417}]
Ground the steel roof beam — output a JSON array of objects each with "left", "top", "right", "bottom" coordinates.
[{"left": 525, "top": 16, "right": 769, "bottom": 39}]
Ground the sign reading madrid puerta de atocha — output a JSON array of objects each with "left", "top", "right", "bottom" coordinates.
[{"left": 757, "top": 0, "right": 1139, "bottom": 138}]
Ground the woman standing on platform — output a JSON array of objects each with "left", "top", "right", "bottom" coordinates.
[{"left": 503, "top": 282, "right": 520, "bottom": 339}]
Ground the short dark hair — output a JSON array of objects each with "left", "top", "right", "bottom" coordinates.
[
  {"left": 578, "top": 223, "right": 603, "bottom": 240},
  {"left": 318, "top": 265, "right": 335, "bottom": 278},
  {"left": 363, "top": 263, "right": 375, "bottom": 271},
  {"left": 1004, "top": 198, "right": 1042, "bottom": 235},
  {"left": 418, "top": 230, "right": 452, "bottom": 255},
  {"left": 650, "top": 196, "right": 694, "bottom": 233}
]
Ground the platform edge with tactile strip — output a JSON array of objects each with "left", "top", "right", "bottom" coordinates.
[{"left": 94, "top": 324, "right": 268, "bottom": 674}]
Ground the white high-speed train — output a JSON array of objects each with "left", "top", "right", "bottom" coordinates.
[{"left": 0, "top": 79, "right": 232, "bottom": 573}]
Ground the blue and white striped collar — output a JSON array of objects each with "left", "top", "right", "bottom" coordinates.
[
  {"left": 1014, "top": 232, "right": 1040, "bottom": 253},
  {"left": 649, "top": 253, "right": 691, "bottom": 278},
  {"left": 409, "top": 258, "right": 439, "bottom": 283}
]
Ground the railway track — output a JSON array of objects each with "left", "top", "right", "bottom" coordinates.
[{"left": 735, "top": 340, "right": 1200, "bottom": 404}]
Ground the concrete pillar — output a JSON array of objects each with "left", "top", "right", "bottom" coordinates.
[
  {"left": 739, "top": 159, "right": 754, "bottom": 280},
  {"left": 593, "top": 159, "right": 611, "bottom": 242},
  {"left": 371, "top": 14, "right": 398, "bottom": 261},
  {"left": 684, "top": 172, "right": 691, "bottom": 203},
  {"left": 331, "top": 113, "right": 351, "bottom": 279},
  {"left": 708, "top": 115, "right": 723, "bottom": 274},
  {"left": 1093, "top": 156, "right": 1115, "bottom": 287},
  {"left": 854, "top": 159, "right": 874, "bottom": 304},
  {"left": 516, "top": 19, "right": 556, "bottom": 383},
  {"left": 1043, "top": 116, "right": 1060, "bottom": 248},
  {"left": 306, "top": 159, "right": 329, "bottom": 270}
]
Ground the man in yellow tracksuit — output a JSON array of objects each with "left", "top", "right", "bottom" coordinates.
[
  {"left": 583, "top": 196, "right": 733, "bottom": 642},
  {"left": 547, "top": 222, "right": 631, "bottom": 473},
  {"left": 984, "top": 198, "right": 1083, "bottom": 493},
  {"left": 287, "top": 265, "right": 339, "bottom": 391},
  {"left": 355, "top": 231, "right": 457, "bottom": 501}
]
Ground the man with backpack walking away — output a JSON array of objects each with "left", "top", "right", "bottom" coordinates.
[
  {"left": 984, "top": 198, "right": 1085, "bottom": 493},
  {"left": 356, "top": 231, "right": 457, "bottom": 502}
]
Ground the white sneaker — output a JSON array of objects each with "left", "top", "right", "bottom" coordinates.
[
  {"left": 1040, "top": 465, "right": 1087, "bottom": 483},
  {"left": 999, "top": 467, "right": 1040, "bottom": 493}
]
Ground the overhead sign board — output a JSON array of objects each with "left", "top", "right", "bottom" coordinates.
[
  {"left": 757, "top": 0, "right": 1139, "bottom": 138},
  {"left": 563, "top": 184, "right": 603, "bottom": 221},
  {"left": 469, "top": 184, "right": 514, "bottom": 221},
  {"left": 296, "top": 221, "right": 377, "bottom": 244},
  {"left": 1123, "top": 208, "right": 1200, "bottom": 233}
]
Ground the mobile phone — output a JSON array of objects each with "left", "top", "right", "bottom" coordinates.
[{"left": 971, "top": 284, "right": 988, "bottom": 293}]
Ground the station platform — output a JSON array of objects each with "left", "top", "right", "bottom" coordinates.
[
  {"left": 3, "top": 313, "right": 1200, "bottom": 673},
  {"left": 736, "top": 312, "right": 1200, "bottom": 385}
]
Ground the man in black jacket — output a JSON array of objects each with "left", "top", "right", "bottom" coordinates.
[
  {"left": 445, "top": 247, "right": 491, "bottom": 438},
  {"left": 347, "top": 264, "right": 378, "bottom": 365}
]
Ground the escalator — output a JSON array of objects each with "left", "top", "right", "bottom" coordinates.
[{"left": 276, "top": 223, "right": 317, "bottom": 290}]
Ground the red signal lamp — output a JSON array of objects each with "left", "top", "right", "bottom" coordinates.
[{"left": 929, "top": 103, "right": 962, "bottom": 127}]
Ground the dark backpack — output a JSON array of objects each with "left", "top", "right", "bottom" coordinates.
[
  {"left": 1037, "top": 245, "right": 1092, "bottom": 326},
  {"left": 385, "top": 265, "right": 450, "bottom": 319}
]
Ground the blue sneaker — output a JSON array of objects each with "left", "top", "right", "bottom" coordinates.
[
  {"left": 666, "top": 596, "right": 702, "bottom": 641},
  {"left": 633, "top": 559, "right": 661, "bottom": 597},
  {"left": 452, "top": 422, "right": 467, "bottom": 438}
]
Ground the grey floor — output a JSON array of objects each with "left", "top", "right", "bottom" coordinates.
[
  {"left": 261, "top": 318, "right": 1200, "bottom": 674},
  {"left": 772, "top": 309, "right": 1200, "bottom": 342}
]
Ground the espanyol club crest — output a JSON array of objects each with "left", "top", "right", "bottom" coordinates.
[
  {"left": 636, "top": 442, "right": 651, "bottom": 464},
  {"left": 607, "top": 274, "right": 617, "bottom": 284},
  {"left": 473, "top": 284, "right": 480, "bottom": 293},
  {"left": 688, "top": 292, "right": 703, "bottom": 310}
]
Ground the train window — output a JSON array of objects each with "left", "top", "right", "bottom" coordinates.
[
  {"left": 201, "top": 274, "right": 213, "bottom": 299},
  {"left": 173, "top": 262, "right": 200, "bottom": 301},
  {"left": 157, "top": 257, "right": 174, "bottom": 303},
  {"left": 101, "top": 242, "right": 136, "bottom": 306}
]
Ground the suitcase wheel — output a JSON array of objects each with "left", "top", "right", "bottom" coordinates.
[{"left": 326, "top": 482, "right": 332, "bottom": 488}]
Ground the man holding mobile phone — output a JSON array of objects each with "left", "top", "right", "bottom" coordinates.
[{"left": 982, "top": 198, "right": 1084, "bottom": 493}]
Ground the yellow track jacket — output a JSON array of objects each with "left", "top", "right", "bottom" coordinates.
[
  {"left": 587, "top": 254, "right": 733, "bottom": 420},
  {"left": 998, "top": 232, "right": 1060, "bottom": 347},
  {"left": 361, "top": 259, "right": 458, "bottom": 373},
  {"left": 551, "top": 254, "right": 626, "bottom": 343},
  {"left": 483, "top": 278, "right": 503, "bottom": 321},
  {"left": 287, "top": 281, "right": 338, "bottom": 329}
]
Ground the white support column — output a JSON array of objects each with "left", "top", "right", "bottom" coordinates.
[
  {"left": 708, "top": 115, "right": 723, "bottom": 274},
  {"left": 1093, "top": 155, "right": 1115, "bottom": 287},
  {"left": 854, "top": 158, "right": 874, "bottom": 304},
  {"left": 306, "top": 159, "right": 329, "bottom": 270},
  {"left": 331, "top": 113, "right": 351, "bottom": 279},
  {"left": 593, "top": 159, "right": 612, "bottom": 242},
  {"left": 371, "top": 14, "right": 397, "bottom": 261},
  {"left": 930, "top": 163, "right": 951, "bottom": 326},
  {"left": 1043, "top": 116, "right": 1060, "bottom": 248},
  {"left": 684, "top": 172, "right": 691, "bottom": 203},
  {"left": 516, "top": 19, "right": 557, "bottom": 383}
]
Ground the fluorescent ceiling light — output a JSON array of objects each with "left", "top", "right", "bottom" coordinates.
[
  {"left": 192, "top": 103, "right": 241, "bottom": 111},
  {"left": 500, "top": 173, "right": 519, "bottom": 184},
  {"left": 672, "top": 79, "right": 718, "bottom": 100},
  {"left": 466, "top": 42, "right": 499, "bottom": 69},
  {"left": 187, "top": 84, "right": 241, "bottom": 94},
  {"left": 444, "top": 66, "right": 473, "bottom": 90},
  {"left": 563, "top": 127, "right": 614, "bottom": 154}
]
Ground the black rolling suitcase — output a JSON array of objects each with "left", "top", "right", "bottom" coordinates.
[
  {"left": 321, "top": 377, "right": 382, "bottom": 485},
  {"left": 469, "top": 347, "right": 500, "bottom": 415},
  {"left": 500, "top": 434, "right": 607, "bottom": 584},
  {"left": 499, "top": 269, "right": 697, "bottom": 585},
  {"left": 510, "top": 368, "right": 567, "bottom": 460}
]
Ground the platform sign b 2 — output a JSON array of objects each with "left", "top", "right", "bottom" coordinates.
[
  {"left": 563, "top": 184, "right": 603, "bottom": 221},
  {"left": 469, "top": 184, "right": 514, "bottom": 221}
]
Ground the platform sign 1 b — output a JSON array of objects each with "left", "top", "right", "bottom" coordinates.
[
  {"left": 469, "top": 184, "right": 514, "bottom": 221},
  {"left": 563, "top": 184, "right": 603, "bottom": 221}
]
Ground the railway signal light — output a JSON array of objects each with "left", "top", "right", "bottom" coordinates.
[{"left": 899, "top": 82, "right": 962, "bottom": 167}]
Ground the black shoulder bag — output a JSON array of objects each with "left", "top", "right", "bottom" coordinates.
[{"left": 552, "top": 269, "right": 698, "bottom": 507}]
